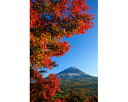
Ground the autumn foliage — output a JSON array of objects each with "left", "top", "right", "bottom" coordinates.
[{"left": 30, "top": 0, "right": 94, "bottom": 101}]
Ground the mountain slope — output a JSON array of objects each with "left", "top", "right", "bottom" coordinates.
[
  {"left": 55, "top": 66, "right": 97, "bottom": 80},
  {"left": 54, "top": 66, "right": 98, "bottom": 98}
]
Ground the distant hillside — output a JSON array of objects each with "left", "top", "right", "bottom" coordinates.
[
  {"left": 55, "top": 66, "right": 97, "bottom": 80},
  {"left": 54, "top": 66, "right": 98, "bottom": 98}
]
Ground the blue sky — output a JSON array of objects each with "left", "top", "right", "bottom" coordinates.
[{"left": 44, "top": 0, "right": 98, "bottom": 77}]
